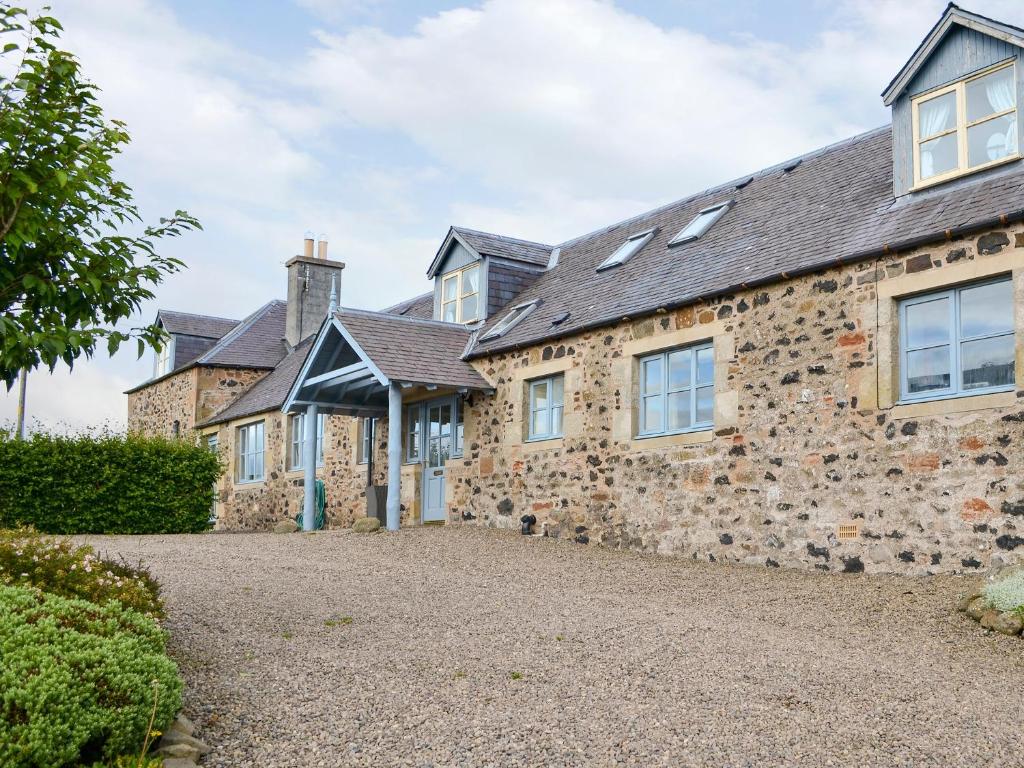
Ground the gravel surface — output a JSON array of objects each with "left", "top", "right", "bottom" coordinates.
[{"left": 88, "top": 528, "right": 1024, "bottom": 767}]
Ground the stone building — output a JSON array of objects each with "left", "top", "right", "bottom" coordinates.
[{"left": 129, "top": 5, "right": 1024, "bottom": 574}]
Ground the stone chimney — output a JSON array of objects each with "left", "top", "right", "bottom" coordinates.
[{"left": 286, "top": 232, "right": 345, "bottom": 347}]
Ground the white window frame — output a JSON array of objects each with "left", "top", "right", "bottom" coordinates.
[
  {"left": 527, "top": 374, "right": 564, "bottom": 441},
  {"left": 637, "top": 342, "right": 714, "bottom": 438},
  {"left": 911, "top": 60, "right": 1019, "bottom": 189},
  {"left": 154, "top": 335, "right": 174, "bottom": 377},
  {"left": 441, "top": 263, "right": 481, "bottom": 324},
  {"left": 668, "top": 201, "right": 733, "bottom": 246},
  {"left": 596, "top": 228, "right": 656, "bottom": 272},
  {"left": 236, "top": 420, "right": 265, "bottom": 483},
  {"left": 898, "top": 276, "right": 1015, "bottom": 403},
  {"left": 289, "top": 412, "right": 324, "bottom": 470},
  {"left": 358, "top": 416, "right": 377, "bottom": 465}
]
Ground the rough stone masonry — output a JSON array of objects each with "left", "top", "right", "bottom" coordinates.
[{"left": 446, "top": 224, "right": 1024, "bottom": 575}]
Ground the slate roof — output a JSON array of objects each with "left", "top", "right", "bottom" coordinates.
[
  {"left": 381, "top": 291, "right": 434, "bottom": 319},
  {"left": 157, "top": 309, "right": 239, "bottom": 339},
  {"left": 195, "top": 300, "right": 289, "bottom": 369},
  {"left": 453, "top": 227, "right": 552, "bottom": 267},
  {"left": 336, "top": 308, "right": 491, "bottom": 390},
  {"left": 196, "top": 337, "right": 314, "bottom": 427},
  {"left": 466, "top": 126, "right": 1024, "bottom": 358}
]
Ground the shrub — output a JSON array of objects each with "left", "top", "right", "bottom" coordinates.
[
  {"left": 983, "top": 568, "right": 1024, "bottom": 613},
  {"left": 0, "top": 429, "right": 222, "bottom": 534},
  {"left": 0, "top": 529, "right": 163, "bottom": 619},
  {"left": 0, "top": 585, "right": 182, "bottom": 768}
]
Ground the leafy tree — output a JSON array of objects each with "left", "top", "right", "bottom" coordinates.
[{"left": 0, "top": 4, "right": 200, "bottom": 388}]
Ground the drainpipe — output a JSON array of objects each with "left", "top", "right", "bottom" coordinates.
[
  {"left": 385, "top": 383, "right": 402, "bottom": 532},
  {"left": 302, "top": 403, "right": 318, "bottom": 532}
]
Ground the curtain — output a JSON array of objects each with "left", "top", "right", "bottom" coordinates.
[
  {"left": 986, "top": 75, "right": 1017, "bottom": 156},
  {"left": 919, "top": 96, "right": 952, "bottom": 177}
]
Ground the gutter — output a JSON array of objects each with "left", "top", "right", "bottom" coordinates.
[{"left": 465, "top": 209, "right": 1024, "bottom": 360}]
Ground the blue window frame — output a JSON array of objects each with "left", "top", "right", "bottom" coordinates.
[
  {"left": 637, "top": 342, "right": 714, "bottom": 437},
  {"left": 899, "top": 276, "right": 1015, "bottom": 402},
  {"left": 527, "top": 375, "right": 564, "bottom": 441},
  {"left": 358, "top": 417, "right": 377, "bottom": 465}
]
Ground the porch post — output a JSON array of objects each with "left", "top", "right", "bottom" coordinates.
[
  {"left": 302, "top": 403, "right": 318, "bottom": 532},
  {"left": 385, "top": 383, "right": 402, "bottom": 532}
]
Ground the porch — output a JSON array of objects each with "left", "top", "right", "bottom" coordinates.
[{"left": 283, "top": 308, "right": 492, "bottom": 531}]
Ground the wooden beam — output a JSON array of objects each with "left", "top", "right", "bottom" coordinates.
[{"left": 302, "top": 361, "right": 370, "bottom": 389}]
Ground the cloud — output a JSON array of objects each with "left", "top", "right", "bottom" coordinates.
[{"left": 0, "top": 364, "right": 132, "bottom": 434}]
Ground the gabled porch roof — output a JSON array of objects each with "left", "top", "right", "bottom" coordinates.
[{"left": 283, "top": 308, "right": 492, "bottom": 416}]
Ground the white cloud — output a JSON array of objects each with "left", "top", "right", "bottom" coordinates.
[
  {"left": 7, "top": 0, "right": 1024, "bottom": 429},
  {"left": 0, "top": 363, "right": 131, "bottom": 435}
]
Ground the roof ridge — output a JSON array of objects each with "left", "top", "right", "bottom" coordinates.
[
  {"left": 196, "top": 300, "right": 284, "bottom": 365},
  {"left": 337, "top": 306, "right": 474, "bottom": 331},
  {"left": 555, "top": 125, "right": 891, "bottom": 249},
  {"left": 381, "top": 291, "right": 434, "bottom": 314},
  {"left": 158, "top": 308, "right": 240, "bottom": 324},
  {"left": 452, "top": 226, "right": 553, "bottom": 248}
]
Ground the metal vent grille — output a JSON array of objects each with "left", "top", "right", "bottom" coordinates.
[{"left": 837, "top": 523, "right": 860, "bottom": 541}]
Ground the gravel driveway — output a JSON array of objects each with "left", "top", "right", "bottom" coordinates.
[{"left": 89, "top": 528, "right": 1023, "bottom": 767}]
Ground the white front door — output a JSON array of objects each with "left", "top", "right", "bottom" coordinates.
[{"left": 422, "top": 399, "right": 451, "bottom": 522}]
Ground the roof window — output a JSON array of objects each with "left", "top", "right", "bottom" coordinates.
[
  {"left": 596, "top": 228, "right": 657, "bottom": 271},
  {"left": 668, "top": 201, "right": 733, "bottom": 246},
  {"left": 480, "top": 300, "right": 539, "bottom": 341}
]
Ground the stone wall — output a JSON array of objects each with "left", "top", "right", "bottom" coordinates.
[
  {"left": 446, "top": 224, "right": 1024, "bottom": 575},
  {"left": 206, "top": 412, "right": 403, "bottom": 531},
  {"left": 127, "top": 369, "right": 197, "bottom": 437},
  {"left": 127, "top": 366, "right": 268, "bottom": 439}
]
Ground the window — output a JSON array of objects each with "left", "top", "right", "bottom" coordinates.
[
  {"left": 441, "top": 263, "right": 481, "bottom": 323},
  {"left": 527, "top": 375, "right": 564, "bottom": 441},
  {"left": 406, "top": 405, "right": 422, "bottom": 463},
  {"left": 454, "top": 397, "right": 464, "bottom": 457},
  {"left": 289, "top": 412, "right": 324, "bottom": 470},
  {"left": 358, "top": 417, "right": 377, "bottom": 464},
  {"left": 913, "top": 61, "right": 1018, "bottom": 186},
  {"left": 899, "top": 277, "right": 1015, "bottom": 401},
  {"left": 481, "top": 300, "right": 538, "bottom": 341},
  {"left": 638, "top": 343, "right": 714, "bottom": 437},
  {"left": 668, "top": 201, "right": 733, "bottom": 246},
  {"left": 597, "top": 228, "right": 656, "bottom": 271},
  {"left": 236, "top": 421, "right": 265, "bottom": 483},
  {"left": 154, "top": 335, "right": 174, "bottom": 377},
  {"left": 206, "top": 435, "right": 219, "bottom": 522}
]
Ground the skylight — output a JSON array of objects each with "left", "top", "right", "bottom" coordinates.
[
  {"left": 480, "top": 300, "right": 539, "bottom": 341},
  {"left": 596, "top": 228, "right": 657, "bottom": 271},
  {"left": 668, "top": 201, "right": 733, "bottom": 246}
]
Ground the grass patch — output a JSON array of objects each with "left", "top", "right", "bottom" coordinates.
[{"left": 983, "top": 568, "right": 1024, "bottom": 612}]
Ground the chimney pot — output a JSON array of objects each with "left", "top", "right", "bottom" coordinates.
[
  {"left": 317, "top": 234, "right": 328, "bottom": 260},
  {"left": 303, "top": 231, "right": 315, "bottom": 259}
]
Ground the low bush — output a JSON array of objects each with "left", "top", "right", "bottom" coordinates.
[
  {"left": 0, "top": 429, "right": 222, "bottom": 534},
  {"left": 0, "top": 585, "right": 182, "bottom": 768},
  {"left": 0, "top": 529, "right": 163, "bottom": 619},
  {"left": 983, "top": 568, "right": 1024, "bottom": 613}
]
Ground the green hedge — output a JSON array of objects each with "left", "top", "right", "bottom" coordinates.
[
  {"left": 0, "top": 585, "right": 181, "bottom": 767},
  {"left": 0, "top": 431, "right": 222, "bottom": 534}
]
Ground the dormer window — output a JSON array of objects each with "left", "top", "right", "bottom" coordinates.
[
  {"left": 154, "top": 335, "right": 174, "bottom": 377},
  {"left": 596, "top": 228, "right": 656, "bottom": 272},
  {"left": 913, "top": 61, "right": 1018, "bottom": 188},
  {"left": 441, "top": 263, "right": 480, "bottom": 324},
  {"left": 668, "top": 201, "right": 733, "bottom": 246}
]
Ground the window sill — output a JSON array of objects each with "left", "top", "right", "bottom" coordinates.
[
  {"left": 891, "top": 389, "right": 1016, "bottom": 420},
  {"left": 284, "top": 467, "right": 324, "bottom": 477},
  {"left": 522, "top": 436, "right": 564, "bottom": 452},
  {"left": 234, "top": 479, "right": 265, "bottom": 489},
  {"left": 628, "top": 429, "right": 714, "bottom": 451},
  {"left": 909, "top": 153, "right": 1021, "bottom": 193}
]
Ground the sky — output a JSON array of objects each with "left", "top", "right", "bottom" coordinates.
[{"left": 3, "top": 0, "right": 1023, "bottom": 432}]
